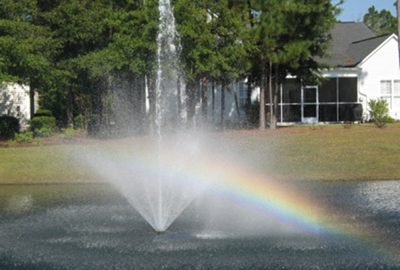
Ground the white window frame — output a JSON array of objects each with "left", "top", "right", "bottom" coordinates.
[{"left": 379, "top": 79, "right": 400, "bottom": 109}]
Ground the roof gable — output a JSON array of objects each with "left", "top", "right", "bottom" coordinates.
[
  {"left": 318, "top": 22, "right": 393, "bottom": 67},
  {"left": 356, "top": 34, "right": 397, "bottom": 67}
]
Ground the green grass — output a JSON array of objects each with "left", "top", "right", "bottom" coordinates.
[
  {"left": 0, "top": 145, "right": 96, "bottom": 184},
  {"left": 239, "top": 124, "right": 400, "bottom": 181},
  {"left": 1, "top": 123, "right": 400, "bottom": 184}
]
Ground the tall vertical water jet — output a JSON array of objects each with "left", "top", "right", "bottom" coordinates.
[
  {"left": 155, "top": 0, "right": 186, "bottom": 135},
  {"left": 80, "top": 0, "right": 203, "bottom": 233},
  {"left": 152, "top": 0, "right": 186, "bottom": 232}
]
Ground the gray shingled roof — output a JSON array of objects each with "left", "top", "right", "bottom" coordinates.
[{"left": 318, "top": 22, "right": 391, "bottom": 67}]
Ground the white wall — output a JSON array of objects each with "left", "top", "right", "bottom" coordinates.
[
  {"left": 358, "top": 36, "right": 400, "bottom": 119},
  {"left": 0, "top": 83, "right": 31, "bottom": 130}
]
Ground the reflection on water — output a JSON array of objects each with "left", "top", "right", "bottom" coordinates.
[
  {"left": 0, "top": 181, "right": 399, "bottom": 269},
  {"left": 5, "top": 195, "right": 34, "bottom": 214},
  {"left": 360, "top": 181, "right": 400, "bottom": 213},
  {"left": 0, "top": 184, "right": 121, "bottom": 215}
]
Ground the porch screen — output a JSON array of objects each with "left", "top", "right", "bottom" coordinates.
[
  {"left": 319, "top": 105, "right": 337, "bottom": 122},
  {"left": 282, "top": 79, "right": 301, "bottom": 103},
  {"left": 339, "top": 78, "right": 357, "bottom": 102},
  {"left": 281, "top": 79, "right": 301, "bottom": 121},
  {"left": 319, "top": 78, "right": 336, "bottom": 102},
  {"left": 278, "top": 77, "right": 360, "bottom": 123}
]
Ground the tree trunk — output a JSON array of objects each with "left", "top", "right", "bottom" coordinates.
[
  {"left": 221, "top": 84, "right": 226, "bottom": 129},
  {"left": 272, "top": 64, "right": 280, "bottom": 128},
  {"left": 246, "top": 75, "right": 252, "bottom": 115},
  {"left": 147, "top": 75, "right": 156, "bottom": 136},
  {"left": 268, "top": 60, "right": 276, "bottom": 130},
  {"left": 67, "top": 86, "right": 74, "bottom": 128},
  {"left": 177, "top": 75, "right": 182, "bottom": 118},
  {"left": 186, "top": 80, "right": 196, "bottom": 129},
  {"left": 201, "top": 77, "right": 208, "bottom": 124},
  {"left": 259, "top": 58, "right": 266, "bottom": 130},
  {"left": 29, "top": 79, "right": 37, "bottom": 119},
  {"left": 131, "top": 75, "right": 146, "bottom": 135},
  {"left": 232, "top": 80, "right": 241, "bottom": 119},
  {"left": 212, "top": 80, "right": 216, "bottom": 123}
]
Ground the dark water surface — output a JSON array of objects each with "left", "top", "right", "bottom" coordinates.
[{"left": 0, "top": 181, "right": 399, "bottom": 270}]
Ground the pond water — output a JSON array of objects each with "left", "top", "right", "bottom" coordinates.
[{"left": 0, "top": 181, "right": 399, "bottom": 269}]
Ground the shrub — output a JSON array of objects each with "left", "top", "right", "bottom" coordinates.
[
  {"left": 29, "top": 116, "right": 56, "bottom": 137},
  {"left": 33, "top": 109, "right": 52, "bottom": 117},
  {"left": 59, "top": 127, "right": 80, "bottom": 140},
  {"left": 0, "top": 115, "right": 20, "bottom": 139},
  {"left": 74, "top": 114, "right": 88, "bottom": 130},
  {"left": 14, "top": 132, "right": 34, "bottom": 144},
  {"left": 368, "top": 99, "right": 393, "bottom": 128},
  {"left": 6, "top": 132, "right": 42, "bottom": 146},
  {"left": 87, "top": 114, "right": 101, "bottom": 136},
  {"left": 5, "top": 139, "right": 17, "bottom": 147}
]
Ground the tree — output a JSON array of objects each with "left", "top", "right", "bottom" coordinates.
[
  {"left": 37, "top": 0, "right": 116, "bottom": 126},
  {"left": 0, "top": 0, "right": 57, "bottom": 118},
  {"left": 174, "top": 0, "right": 249, "bottom": 129},
  {"left": 174, "top": 0, "right": 213, "bottom": 126},
  {"left": 363, "top": 6, "right": 397, "bottom": 35},
  {"left": 78, "top": 0, "right": 158, "bottom": 134},
  {"left": 252, "top": 0, "right": 338, "bottom": 130},
  {"left": 36, "top": 0, "right": 158, "bottom": 132},
  {"left": 205, "top": 0, "right": 249, "bottom": 129}
]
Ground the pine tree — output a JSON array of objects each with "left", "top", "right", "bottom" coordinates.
[
  {"left": 252, "top": 0, "right": 338, "bottom": 129},
  {"left": 0, "top": 0, "right": 57, "bottom": 118}
]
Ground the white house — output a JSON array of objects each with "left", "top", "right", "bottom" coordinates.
[
  {"left": 270, "top": 22, "right": 400, "bottom": 124},
  {"left": 202, "top": 22, "right": 400, "bottom": 125},
  {"left": 0, "top": 83, "right": 32, "bottom": 130}
]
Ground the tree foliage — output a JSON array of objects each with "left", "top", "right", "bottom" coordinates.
[
  {"left": 251, "top": 0, "right": 337, "bottom": 129},
  {"left": 363, "top": 6, "right": 397, "bottom": 35},
  {"left": 0, "top": 0, "right": 341, "bottom": 132},
  {"left": 368, "top": 99, "right": 392, "bottom": 128}
]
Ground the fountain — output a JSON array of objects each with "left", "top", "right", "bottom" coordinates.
[
  {"left": 0, "top": 1, "right": 400, "bottom": 269},
  {"left": 82, "top": 0, "right": 199, "bottom": 233},
  {"left": 1, "top": 181, "right": 400, "bottom": 269},
  {"left": 152, "top": 0, "right": 187, "bottom": 232}
]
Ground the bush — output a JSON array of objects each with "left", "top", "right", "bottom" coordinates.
[
  {"left": 0, "top": 115, "right": 20, "bottom": 139},
  {"left": 6, "top": 131, "right": 43, "bottom": 146},
  {"left": 74, "top": 114, "right": 88, "bottom": 130},
  {"left": 33, "top": 109, "right": 52, "bottom": 117},
  {"left": 59, "top": 128, "right": 80, "bottom": 140},
  {"left": 29, "top": 116, "right": 56, "bottom": 137},
  {"left": 87, "top": 114, "right": 101, "bottom": 136},
  {"left": 368, "top": 99, "right": 393, "bottom": 128},
  {"left": 14, "top": 132, "right": 34, "bottom": 144}
]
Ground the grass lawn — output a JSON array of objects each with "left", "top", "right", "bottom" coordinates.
[
  {"left": 0, "top": 145, "right": 97, "bottom": 184},
  {"left": 243, "top": 124, "right": 400, "bottom": 181},
  {"left": 0, "top": 123, "right": 400, "bottom": 184}
]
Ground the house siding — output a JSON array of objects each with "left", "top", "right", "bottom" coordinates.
[
  {"left": 0, "top": 83, "right": 31, "bottom": 130},
  {"left": 358, "top": 36, "right": 400, "bottom": 119}
]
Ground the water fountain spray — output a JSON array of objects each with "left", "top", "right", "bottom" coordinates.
[{"left": 153, "top": 0, "right": 186, "bottom": 232}]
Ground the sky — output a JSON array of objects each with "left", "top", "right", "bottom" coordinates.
[{"left": 335, "top": 0, "right": 397, "bottom": 22}]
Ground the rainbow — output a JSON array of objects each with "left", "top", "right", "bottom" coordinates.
[{"left": 85, "top": 138, "right": 400, "bottom": 264}]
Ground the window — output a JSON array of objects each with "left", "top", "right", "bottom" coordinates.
[
  {"left": 380, "top": 79, "right": 400, "bottom": 109},
  {"left": 394, "top": 80, "right": 400, "bottom": 108}
]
